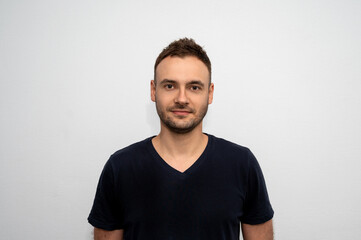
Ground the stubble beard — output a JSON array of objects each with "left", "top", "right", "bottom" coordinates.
[{"left": 155, "top": 100, "right": 208, "bottom": 134}]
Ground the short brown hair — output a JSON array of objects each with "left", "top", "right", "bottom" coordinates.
[{"left": 154, "top": 38, "right": 212, "bottom": 84}]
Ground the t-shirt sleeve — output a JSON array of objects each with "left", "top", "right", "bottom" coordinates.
[
  {"left": 240, "top": 150, "right": 274, "bottom": 225},
  {"left": 88, "top": 157, "right": 124, "bottom": 230}
]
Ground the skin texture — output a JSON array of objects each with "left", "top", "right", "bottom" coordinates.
[
  {"left": 242, "top": 220, "right": 274, "bottom": 240},
  {"left": 152, "top": 56, "right": 212, "bottom": 134},
  {"left": 92, "top": 56, "right": 273, "bottom": 239},
  {"left": 93, "top": 228, "right": 123, "bottom": 240},
  {"left": 151, "top": 56, "right": 214, "bottom": 173}
]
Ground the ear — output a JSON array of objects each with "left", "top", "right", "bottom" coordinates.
[
  {"left": 208, "top": 83, "right": 214, "bottom": 104},
  {"left": 151, "top": 80, "right": 156, "bottom": 102}
]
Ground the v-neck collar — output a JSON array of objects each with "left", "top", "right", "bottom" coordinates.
[{"left": 146, "top": 133, "right": 213, "bottom": 176}]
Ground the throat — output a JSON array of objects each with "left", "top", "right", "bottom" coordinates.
[{"left": 151, "top": 133, "right": 209, "bottom": 173}]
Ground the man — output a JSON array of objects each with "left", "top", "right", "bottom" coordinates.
[{"left": 88, "top": 38, "right": 274, "bottom": 240}]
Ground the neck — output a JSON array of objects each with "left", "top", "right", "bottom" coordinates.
[
  {"left": 153, "top": 123, "right": 207, "bottom": 157},
  {"left": 151, "top": 122, "right": 209, "bottom": 173}
]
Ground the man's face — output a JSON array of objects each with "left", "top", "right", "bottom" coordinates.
[{"left": 151, "top": 56, "right": 214, "bottom": 134}]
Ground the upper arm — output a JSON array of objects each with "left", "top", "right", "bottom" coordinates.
[
  {"left": 241, "top": 150, "right": 274, "bottom": 224},
  {"left": 241, "top": 219, "right": 273, "bottom": 240},
  {"left": 88, "top": 159, "right": 124, "bottom": 231},
  {"left": 94, "top": 228, "right": 124, "bottom": 240}
]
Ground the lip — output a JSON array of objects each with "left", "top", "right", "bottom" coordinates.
[{"left": 171, "top": 110, "right": 191, "bottom": 116}]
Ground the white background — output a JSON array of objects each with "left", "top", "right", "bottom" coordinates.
[{"left": 1, "top": 0, "right": 360, "bottom": 239}]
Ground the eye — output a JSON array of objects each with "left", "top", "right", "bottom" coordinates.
[
  {"left": 165, "top": 84, "right": 174, "bottom": 89},
  {"left": 190, "top": 86, "right": 201, "bottom": 91}
]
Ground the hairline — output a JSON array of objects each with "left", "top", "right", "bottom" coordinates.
[{"left": 154, "top": 55, "right": 212, "bottom": 86}]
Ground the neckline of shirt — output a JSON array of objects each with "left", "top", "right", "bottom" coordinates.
[{"left": 146, "top": 133, "right": 214, "bottom": 177}]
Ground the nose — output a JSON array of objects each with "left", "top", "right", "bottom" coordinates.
[{"left": 175, "top": 87, "right": 189, "bottom": 105}]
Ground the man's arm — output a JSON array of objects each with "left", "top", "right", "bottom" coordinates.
[
  {"left": 94, "top": 228, "right": 124, "bottom": 240},
  {"left": 241, "top": 219, "right": 273, "bottom": 240}
]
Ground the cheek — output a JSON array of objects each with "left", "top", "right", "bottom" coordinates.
[
  {"left": 156, "top": 93, "right": 174, "bottom": 104},
  {"left": 155, "top": 96, "right": 169, "bottom": 110},
  {"left": 198, "top": 94, "right": 210, "bottom": 104}
]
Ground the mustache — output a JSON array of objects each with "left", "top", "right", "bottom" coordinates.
[{"left": 167, "top": 104, "right": 194, "bottom": 113}]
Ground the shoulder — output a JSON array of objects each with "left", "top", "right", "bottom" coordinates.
[
  {"left": 112, "top": 137, "right": 152, "bottom": 157},
  {"left": 106, "top": 137, "right": 153, "bottom": 169},
  {"left": 209, "top": 134, "right": 253, "bottom": 158},
  {"left": 207, "top": 134, "right": 259, "bottom": 170}
]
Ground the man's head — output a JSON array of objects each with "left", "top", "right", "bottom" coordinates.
[
  {"left": 154, "top": 38, "right": 212, "bottom": 85},
  {"left": 151, "top": 38, "right": 214, "bottom": 134}
]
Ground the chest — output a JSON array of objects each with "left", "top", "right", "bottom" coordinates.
[{"left": 119, "top": 162, "right": 247, "bottom": 230}]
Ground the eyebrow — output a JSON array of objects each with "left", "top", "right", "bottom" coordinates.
[
  {"left": 159, "top": 79, "right": 177, "bottom": 85},
  {"left": 187, "top": 80, "right": 205, "bottom": 87},
  {"left": 159, "top": 79, "right": 205, "bottom": 87}
]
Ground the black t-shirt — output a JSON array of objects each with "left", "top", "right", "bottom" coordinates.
[{"left": 88, "top": 134, "right": 273, "bottom": 240}]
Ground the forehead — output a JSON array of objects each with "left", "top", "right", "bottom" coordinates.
[{"left": 155, "top": 56, "right": 209, "bottom": 83}]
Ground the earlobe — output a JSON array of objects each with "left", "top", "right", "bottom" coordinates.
[{"left": 151, "top": 80, "right": 156, "bottom": 102}]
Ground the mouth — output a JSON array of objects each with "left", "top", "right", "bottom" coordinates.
[{"left": 171, "top": 110, "right": 191, "bottom": 116}]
